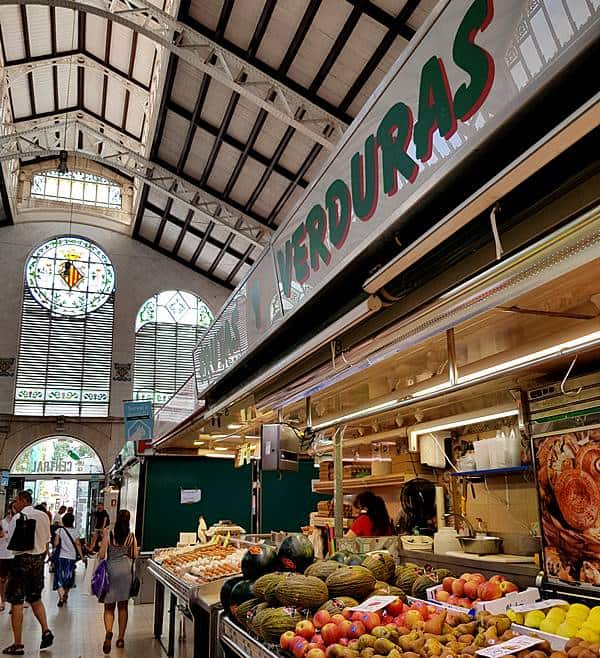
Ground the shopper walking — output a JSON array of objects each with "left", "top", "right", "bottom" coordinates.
[
  {"left": 0, "top": 503, "right": 15, "bottom": 612},
  {"left": 2, "top": 490, "right": 54, "bottom": 655},
  {"left": 91, "top": 502, "right": 110, "bottom": 552},
  {"left": 98, "top": 509, "right": 138, "bottom": 654},
  {"left": 53, "top": 512, "right": 83, "bottom": 607}
]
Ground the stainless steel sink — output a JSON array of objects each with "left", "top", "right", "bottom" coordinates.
[{"left": 458, "top": 535, "right": 503, "bottom": 554}]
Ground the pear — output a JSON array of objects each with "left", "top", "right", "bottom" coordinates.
[
  {"left": 373, "top": 638, "right": 395, "bottom": 655},
  {"left": 358, "top": 636, "right": 376, "bottom": 650},
  {"left": 425, "top": 638, "right": 444, "bottom": 656},
  {"left": 424, "top": 611, "right": 448, "bottom": 636}
]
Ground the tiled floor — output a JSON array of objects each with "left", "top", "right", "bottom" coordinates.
[{"left": 0, "top": 564, "right": 190, "bottom": 658}]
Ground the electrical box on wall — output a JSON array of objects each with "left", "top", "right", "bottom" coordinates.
[{"left": 261, "top": 424, "right": 299, "bottom": 472}]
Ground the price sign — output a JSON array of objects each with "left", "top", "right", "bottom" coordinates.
[
  {"left": 476, "top": 636, "right": 543, "bottom": 658},
  {"left": 511, "top": 599, "right": 569, "bottom": 613},
  {"left": 348, "top": 596, "right": 399, "bottom": 613}
]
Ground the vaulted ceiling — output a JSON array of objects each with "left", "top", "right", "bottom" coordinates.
[{"left": 0, "top": 0, "right": 438, "bottom": 289}]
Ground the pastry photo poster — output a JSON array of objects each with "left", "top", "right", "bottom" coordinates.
[{"left": 534, "top": 429, "right": 600, "bottom": 588}]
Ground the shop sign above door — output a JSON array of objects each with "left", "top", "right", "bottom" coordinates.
[{"left": 193, "top": 0, "right": 600, "bottom": 395}]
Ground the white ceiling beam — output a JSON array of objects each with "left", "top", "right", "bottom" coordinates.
[
  {"left": 4, "top": 53, "right": 149, "bottom": 101},
  {"left": 0, "top": 0, "right": 347, "bottom": 149},
  {"left": 0, "top": 116, "right": 271, "bottom": 248}
]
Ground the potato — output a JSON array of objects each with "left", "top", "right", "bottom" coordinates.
[
  {"left": 566, "top": 641, "right": 583, "bottom": 651},
  {"left": 568, "top": 648, "right": 586, "bottom": 658},
  {"left": 578, "top": 650, "right": 596, "bottom": 658},
  {"left": 549, "top": 653, "right": 567, "bottom": 658},
  {"left": 536, "top": 641, "right": 553, "bottom": 655},
  {"left": 527, "top": 650, "right": 548, "bottom": 658}
]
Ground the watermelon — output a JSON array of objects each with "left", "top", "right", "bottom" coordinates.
[
  {"left": 228, "top": 579, "right": 255, "bottom": 616},
  {"left": 220, "top": 575, "right": 244, "bottom": 613},
  {"left": 241, "top": 544, "right": 278, "bottom": 580},
  {"left": 277, "top": 534, "right": 315, "bottom": 572}
]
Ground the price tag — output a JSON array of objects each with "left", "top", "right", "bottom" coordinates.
[
  {"left": 348, "top": 596, "right": 399, "bottom": 612},
  {"left": 511, "top": 599, "right": 569, "bottom": 613},
  {"left": 476, "top": 636, "right": 543, "bottom": 657}
]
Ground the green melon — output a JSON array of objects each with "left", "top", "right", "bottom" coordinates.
[{"left": 411, "top": 574, "right": 436, "bottom": 599}]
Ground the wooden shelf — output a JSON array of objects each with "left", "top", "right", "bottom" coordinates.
[
  {"left": 450, "top": 465, "right": 532, "bottom": 478},
  {"left": 312, "top": 473, "right": 407, "bottom": 492}
]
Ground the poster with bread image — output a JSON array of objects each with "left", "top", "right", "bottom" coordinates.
[{"left": 534, "top": 429, "right": 600, "bottom": 587}]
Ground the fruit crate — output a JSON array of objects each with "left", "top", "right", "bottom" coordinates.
[{"left": 426, "top": 584, "right": 540, "bottom": 614}]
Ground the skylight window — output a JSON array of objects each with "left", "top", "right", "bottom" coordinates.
[{"left": 31, "top": 170, "right": 122, "bottom": 209}]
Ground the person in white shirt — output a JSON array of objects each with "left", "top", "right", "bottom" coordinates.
[
  {"left": 52, "top": 512, "right": 83, "bottom": 607},
  {"left": 1, "top": 490, "right": 54, "bottom": 655},
  {"left": 51, "top": 506, "right": 66, "bottom": 528},
  {"left": 0, "top": 502, "right": 14, "bottom": 612}
]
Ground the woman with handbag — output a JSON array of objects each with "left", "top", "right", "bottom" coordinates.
[
  {"left": 0, "top": 503, "right": 15, "bottom": 612},
  {"left": 98, "top": 509, "right": 138, "bottom": 654},
  {"left": 52, "top": 513, "right": 83, "bottom": 607}
]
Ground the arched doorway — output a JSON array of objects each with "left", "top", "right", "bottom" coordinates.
[{"left": 10, "top": 436, "right": 105, "bottom": 538}]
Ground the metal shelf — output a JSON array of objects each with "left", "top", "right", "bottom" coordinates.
[{"left": 450, "top": 465, "right": 532, "bottom": 478}]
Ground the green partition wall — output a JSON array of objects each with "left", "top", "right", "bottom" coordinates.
[
  {"left": 260, "top": 461, "right": 328, "bottom": 533},
  {"left": 142, "top": 457, "right": 252, "bottom": 549}
]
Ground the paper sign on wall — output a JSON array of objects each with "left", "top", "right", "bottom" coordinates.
[{"left": 180, "top": 489, "right": 202, "bottom": 505}]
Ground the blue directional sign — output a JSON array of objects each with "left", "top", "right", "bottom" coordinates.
[{"left": 123, "top": 401, "right": 154, "bottom": 442}]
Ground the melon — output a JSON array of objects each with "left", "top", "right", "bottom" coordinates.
[
  {"left": 277, "top": 534, "right": 315, "bottom": 572},
  {"left": 411, "top": 574, "right": 436, "bottom": 599},
  {"left": 325, "top": 566, "right": 376, "bottom": 600},
  {"left": 274, "top": 574, "right": 329, "bottom": 609},
  {"left": 362, "top": 551, "right": 395, "bottom": 582},
  {"left": 318, "top": 597, "right": 360, "bottom": 614},
  {"left": 220, "top": 576, "right": 245, "bottom": 613},
  {"left": 304, "top": 560, "right": 345, "bottom": 581},
  {"left": 228, "top": 579, "right": 255, "bottom": 615},
  {"left": 241, "top": 544, "right": 278, "bottom": 580},
  {"left": 258, "top": 607, "right": 304, "bottom": 643}
]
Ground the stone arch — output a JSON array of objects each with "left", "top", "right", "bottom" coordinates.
[{"left": 10, "top": 435, "right": 105, "bottom": 475}]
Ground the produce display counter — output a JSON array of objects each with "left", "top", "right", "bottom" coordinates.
[
  {"left": 148, "top": 558, "right": 229, "bottom": 658},
  {"left": 220, "top": 613, "right": 279, "bottom": 658}
]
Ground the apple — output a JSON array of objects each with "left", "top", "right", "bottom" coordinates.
[
  {"left": 463, "top": 580, "right": 479, "bottom": 600},
  {"left": 468, "top": 573, "right": 486, "bottom": 585},
  {"left": 312, "top": 635, "right": 325, "bottom": 647},
  {"left": 381, "top": 614, "right": 394, "bottom": 625},
  {"left": 280, "top": 631, "right": 296, "bottom": 650},
  {"left": 348, "top": 621, "right": 366, "bottom": 639},
  {"left": 458, "top": 598, "right": 473, "bottom": 608},
  {"left": 296, "top": 620, "right": 316, "bottom": 640},
  {"left": 292, "top": 636, "right": 308, "bottom": 658},
  {"left": 386, "top": 599, "right": 404, "bottom": 616},
  {"left": 338, "top": 620, "right": 353, "bottom": 638},
  {"left": 435, "top": 590, "right": 450, "bottom": 603},
  {"left": 321, "top": 622, "right": 342, "bottom": 646},
  {"left": 357, "top": 611, "right": 380, "bottom": 631},
  {"left": 347, "top": 639, "right": 360, "bottom": 651},
  {"left": 447, "top": 595, "right": 459, "bottom": 606},
  {"left": 405, "top": 610, "right": 423, "bottom": 628},
  {"left": 313, "top": 610, "right": 331, "bottom": 629},
  {"left": 330, "top": 614, "right": 346, "bottom": 626},
  {"left": 488, "top": 575, "right": 506, "bottom": 585},
  {"left": 477, "top": 581, "right": 502, "bottom": 601},
  {"left": 341, "top": 608, "right": 353, "bottom": 620},
  {"left": 499, "top": 580, "right": 518, "bottom": 594},
  {"left": 452, "top": 578, "right": 466, "bottom": 597},
  {"left": 339, "top": 638, "right": 349, "bottom": 646},
  {"left": 326, "top": 646, "right": 344, "bottom": 658},
  {"left": 306, "top": 649, "right": 326, "bottom": 658},
  {"left": 442, "top": 576, "right": 455, "bottom": 593}
]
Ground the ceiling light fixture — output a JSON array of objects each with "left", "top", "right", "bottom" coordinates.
[
  {"left": 204, "top": 452, "right": 235, "bottom": 459},
  {"left": 193, "top": 441, "right": 205, "bottom": 446},
  {"left": 312, "top": 400, "right": 399, "bottom": 431},
  {"left": 213, "top": 446, "right": 229, "bottom": 451},
  {"left": 227, "top": 424, "right": 242, "bottom": 429}
]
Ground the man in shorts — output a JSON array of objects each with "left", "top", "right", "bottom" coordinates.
[{"left": 2, "top": 490, "right": 54, "bottom": 655}]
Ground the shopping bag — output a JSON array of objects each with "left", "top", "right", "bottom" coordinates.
[
  {"left": 91, "top": 559, "right": 110, "bottom": 602},
  {"left": 7, "top": 513, "right": 36, "bottom": 552}
]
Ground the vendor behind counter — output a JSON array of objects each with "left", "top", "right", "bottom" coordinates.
[{"left": 346, "top": 491, "right": 394, "bottom": 538}]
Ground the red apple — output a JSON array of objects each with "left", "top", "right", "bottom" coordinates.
[
  {"left": 447, "top": 595, "right": 459, "bottom": 606},
  {"left": 348, "top": 621, "right": 366, "bottom": 639},
  {"left": 488, "top": 575, "right": 506, "bottom": 585},
  {"left": 386, "top": 599, "right": 404, "bottom": 616},
  {"left": 460, "top": 573, "right": 472, "bottom": 581},
  {"left": 477, "top": 581, "right": 502, "bottom": 601},
  {"left": 341, "top": 608, "right": 353, "bottom": 620},
  {"left": 468, "top": 573, "right": 486, "bottom": 585},
  {"left": 357, "top": 611, "right": 380, "bottom": 631},
  {"left": 312, "top": 634, "right": 325, "bottom": 647},
  {"left": 339, "top": 638, "right": 349, "bottom": 647},
  {"left": 458, "top": 597, "right": 472, "bottom": 608},
  {"left": 381, "top": 614, "right": 394, "bottom": 625},
  {"left": 313, "top": 610, "right": 331, "bottom": 629},
  {"left": 330, "top": 614, "right": 346, "bottom": 626},
  {"left": 280, "top": 631, "right": 296, "bottom": 650},
  {"left": 321, "top": 622, "right": 342, "bottom": 646},
  {"left": 499, "top": 580, "right": 518, "bottom": 594},
  {"left": 338, "top": 620, "right": 354, "bottom": 638},
  {"left": 292, "top": 637, "right": 308, "bottom": 658},
  {"left": 306, "top": 649, "right": 326, "bottom": 658},
  {"left": 435, "top": 590, "right": 450, "bottom": 603},
  {"left": 442, "top": 576, "right": 455, "bottom": 593},
  {"left": 326, "top": 647, "right": 343, "bottom": 658},
  {"left": 452, "top": 578, "right": 466, "bottom": 597},
  {"left": 463, "top": 580, "right": 478, "bottom": 600},
  {"left": 296, "top": 620, "right": 316, "bottom": 640}
]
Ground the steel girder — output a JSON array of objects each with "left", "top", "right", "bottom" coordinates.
[
  {"left": 0, "top": 0, "right": 347, "bottom": 148},
  {"left": 4, "top": 53, "right": 150, "bottom": 102},
  {"left": 0, "top": 114, "right": 271, "bottom": 247}
]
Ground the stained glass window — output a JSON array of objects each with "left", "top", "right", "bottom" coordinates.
[
  {"left": 133, "top": 291, "right": 214, "bottom": 406},
  {"left": 15, "top": 237, "right": 115, "bottom": 416},
  {"left": 31, "top": 170, "right": 122, "bottom": 208}
]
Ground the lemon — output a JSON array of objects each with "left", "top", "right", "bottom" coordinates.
[
  {"left": 582, "top": 619, "right": 600, "bottom": 633},
  {"left": 557, "top": 622, "right": 579, "bottom": 638},
  {"left": 507, "top": 610, "right": 524, "bottom": 625},
  {"left": 539, "top": 619, "right": 559, "bottom": 634},
  {"left": 576, "top": 628, "right": 599, "bottom": 642},
  {"left": 565, "top": 615, "right": 584, "bottom": 629},
  {"left": 569, "top": 603, "right": 590, "bottom": 620},
  {"left": 589, "top": 606, "right": 600, "bottom": 620},
  {"left": 524, "top": 611, "right": 546, "bottom": 629},
  {"left": 547, "top": 607, "right": 566, "bottom": 622}
]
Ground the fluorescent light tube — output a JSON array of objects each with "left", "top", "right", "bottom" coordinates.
[
  {"left": 312, "top": 400, "right": 398, "bottom": 430},
  {"left": 204, "top": 452, "right": 235, "bottom": 459}
]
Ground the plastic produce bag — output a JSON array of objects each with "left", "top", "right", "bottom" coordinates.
[{"left": 91, "top": 559, "right": 110, "bottom": 602}]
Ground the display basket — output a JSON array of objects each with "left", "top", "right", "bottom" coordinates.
[
  {"left": 426, "top": 584, "right": 540, "bottom": 613},
  {"left": 336, "top": 535, "right": 398, "bottom": 557}
]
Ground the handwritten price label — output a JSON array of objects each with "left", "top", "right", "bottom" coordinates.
[{"left": 476, "top": 636, "right": 543, "bottom": 658}]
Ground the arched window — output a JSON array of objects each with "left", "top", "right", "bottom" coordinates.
[
  {"left": 15, "top": 236, "right": 116, "bottom": 416},
  {"left": 133, "top": 290, "right": 214, "bottom": 406},
  {"left": 31, "top": 170, "right": 122, "bottom": 208}
]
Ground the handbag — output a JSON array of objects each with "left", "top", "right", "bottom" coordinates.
[
  {"left": 7, "top": 512, "right": 36, "bottom": 552},
  {"left": 127, "top": 534, "right": 140, "bottom": 598},
  {"left": 91, "top": 559, "right": 110, "bottom": 602}
]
